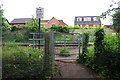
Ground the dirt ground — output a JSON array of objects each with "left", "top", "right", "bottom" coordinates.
[{"left": 54, "top": 61, "right": 97, "bottom": 79}]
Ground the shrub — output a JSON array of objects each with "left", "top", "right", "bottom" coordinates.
[
  {"left": 103, "top": 34, "right": 120, "bottom": 78},
  {"left": 94, "top": 28, "right": 105, "bottom": 65},
  {"left": 74, "top": 25, "right": 80, "bottom": 29},
  {"left": 2, "top": 26, "right": 9, "bottom": 31},
  {"left": 59, "top": 48, "right": 70, "bottom": 57},
  {"left": 78, "top": 28, "right": 120, "bottom": 79},
  {"left": 80, "top": 32, "right": 89, "bottom": 63},
  {"left": 11, "top": 26, "right": 19, "bottom": 32},
  {"left": 2, "top": 43, "right": 44, "bottom": 79},
  {"left": 51, "top": 25, "right": 69, "bottom": 33},
  {"left": 15, "top": 34, "right": 25, "bottom": 42}
]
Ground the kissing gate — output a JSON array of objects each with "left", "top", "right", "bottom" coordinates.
[
  {"left": 29, "top": 31, "right": 84, "bottom": 77},
  {"left": 29, "top": 31, "right": 83, "bottom": 60}
]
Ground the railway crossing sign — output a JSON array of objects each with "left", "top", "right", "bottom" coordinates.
[{"left": 36, "top": 7, "right": 44, "bottom": 19}]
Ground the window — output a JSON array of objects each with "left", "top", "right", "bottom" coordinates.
[
  {"left": 76, "top": 17, "right": 82, "bottom": 21},
  {"left": 83, "top": 17, "right": 91, "bottom": 21},
  {"left": 93, "top": 17, "right": 98, "bottom": 21}
]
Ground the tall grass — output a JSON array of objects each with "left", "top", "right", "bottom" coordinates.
[{"left": 2, "top": 43, "right": 44, "bottom": 79}]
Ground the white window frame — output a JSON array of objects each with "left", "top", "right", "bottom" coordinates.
[
  {"left": 83, "top": 17, "right": 91, "bottom": 21},
  {"left": 77, "top": 17, "right": 82, "bottom": 21},
  {"left": 93, "top": 17, "right": 98, "bottom": 21}
]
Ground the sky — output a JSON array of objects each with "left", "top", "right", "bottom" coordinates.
[{"left": 1, "top": 0, "right": 120, "bottom": 26}]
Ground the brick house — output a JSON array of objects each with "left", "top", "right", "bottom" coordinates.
[
  {"left": 74, "top": 16, "right": 101, "bottom": 27},
  {"left": 10, "top": 17, "right": 67, "bottom": 28},
  {"left": 45, "top": 17, "right": 68, "bottom": 28},
  {"left": 10, "top": 18, "right": 32, "bottom": 27},
  {"left": 10, "top": 18, "right": 49, "bottom": 27}
]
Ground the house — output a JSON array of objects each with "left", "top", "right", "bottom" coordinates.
[
  {"left": 10, "top": 17, "right": 67, "bottom": 28},
  {"left": 10, "top": 18, "right": 32, "bottom": 27},
  {"left": 74, "top": 16, "right": 101, "bottom": 27},
  {"left": 10, "top": 18, "right": 49, "bottom": 27},
  {"left": 45, "top": 17, "right": 68, "bottom": 28}
]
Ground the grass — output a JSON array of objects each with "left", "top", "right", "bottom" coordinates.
[
  {"left": 2, "top": 42, "right": 44, "bottom": 79},
  {"left": 2, "top": 30, "right": 30, "bottom": 43},
  {"left": 59, "top": 48, "right": 70, "bottom": 57}
]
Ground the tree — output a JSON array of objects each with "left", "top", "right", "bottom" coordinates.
[
  {"left": 100, "top": 1, "right": 120, "bottom": 33},
  {"left": 112, "top": 11, "right": 120, "bottom": 33},
  {"left": 25, "top": 17, "right": 47, "bottom": 32},
  {"left": 50, "top": 25, "right": 69, "bottom": 33},
  {"left": 25, "top": 18, "right": 38, "bottom": 32},
  {"left": 0, "top": 4, "right": 3, "bottom": 26},
  {"left": 0, "top": 4, "right": 10, "bottom": 31}
]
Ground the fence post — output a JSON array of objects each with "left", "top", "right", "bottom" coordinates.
[
  {"left": 64, "top": 33, "right": 66, "bottom": 54},
  {"left": 43, "top": 31, "right": 54, "bottom": 78},
  {"left": 33, "top": 33, "right": 35, "bottom": 48},
  {"left": 50, "top": 30, "right": 55, "bottom": 77},
  {"left": 77, "top": 35, "right": 81, "bottom": 61}
]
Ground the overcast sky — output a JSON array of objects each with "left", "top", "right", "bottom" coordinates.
[{"left": 1, "top": 0, "right": 119, "bottom": 26}]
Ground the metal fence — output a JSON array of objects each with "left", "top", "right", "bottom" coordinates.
[{"left": 54, "top": 32, "right": 82, "bottom": 60}]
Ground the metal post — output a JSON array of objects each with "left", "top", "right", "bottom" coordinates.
[
  {"left": 64, "top": 33, "right": 66, "bottom": 54},
  {"left": 82, "top": 32, "right": 84, "bottom": 52},
  {"left": 81, "top": 32, "right": 84, "bottom": 63},
  {"left": 78, "top": 35, "right": 81, "bottom": 60},
  {"left": 33, "top": 34, "right": 35, "bottom": 48},
  {"left": 38, "top": 18, "right": 41, "bottom": 49}
]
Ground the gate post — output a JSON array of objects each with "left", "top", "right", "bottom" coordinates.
[
  {"left": 77, "top": 35, "right": 81, "bottom": 61},
  {"left": 64, "top": 33, "right": 66, "bottom": 54},
  {"left": 43, "top": 31, "right": 55, "bottom": 78}
]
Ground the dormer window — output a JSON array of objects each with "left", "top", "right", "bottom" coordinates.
[
  {"left": 83, "top": 17, "right": 91, "bottom": 21},
  {"left": 93, "top": 17, "right": 98, "bottom": 21},
  {"left": 77, "top": 17, "right": 82, "bottom": 21}
]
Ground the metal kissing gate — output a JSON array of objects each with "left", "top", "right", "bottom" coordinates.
[{"left": 29, "top": 31, "right": 83, "bottom": 60}]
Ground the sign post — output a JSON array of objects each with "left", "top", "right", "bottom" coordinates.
[
  {"left": 36, "top": 7, "right": 44, "bottom": 49},
  {"left": 118, "top": 1, "right": 120, "bottom": 8}
]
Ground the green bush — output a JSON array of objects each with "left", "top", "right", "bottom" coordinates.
[
  {"left": 59, "top": 48, "right": 70, "bottom": 57},
  {"left": 78, "top": 29, "right": 120, "bottom": 79},
  {"left": 74, "top": 25, "right": 80, "bottom": 29},
  {"left": 50, "top": 25, "right": 69, "bottom": 33},
  {"left": 83, "top": 32, "right": 120, "bottom": 79},
  {"left": 2, "top": 26, "right": 9, "bottom": 31},
  {"left": 79, "top": 32, "right": 89, "bottom": 63},
  {"left": 103, "top": 34, "right": 120, "bottom": 78},
  {"left": 11, "top": 26, "right": 20, "bottom": 32},
  {"left": 2, "top": 43, "right": 44, "bottom": 79},
  {"left": 94, "top": 28, "right": 105, "bottom": 65},
  {"left": 2, "top": 30, "right": 29, "bottom": 43},
  {"left": 15, "top": 34, "right": 25, "bottom": 42}
]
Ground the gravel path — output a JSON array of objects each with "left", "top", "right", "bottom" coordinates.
[{"left": 55, "top": 61, "right": 97, "bottom": 79}]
